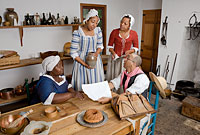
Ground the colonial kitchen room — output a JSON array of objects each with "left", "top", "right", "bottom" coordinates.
[{"left": 0, "top": 0, "right": 199, "bottom": 135}]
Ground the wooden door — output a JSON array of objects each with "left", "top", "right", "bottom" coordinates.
[
  {"left": 140, "top": 9, "right": 161, "bottom": 73},
  {"left": 80, "top": 3, "right": 107, "bottom": 54}
]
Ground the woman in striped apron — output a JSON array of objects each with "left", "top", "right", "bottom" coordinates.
[{"left": 70, "top": 9, "right": 104, "bottom": 91}]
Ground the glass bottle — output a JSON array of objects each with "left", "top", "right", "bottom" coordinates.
[
  {"left": 35, "top": 13, "right": 40, "bottom": 25},
  {"left": 41, "top": 13, "right": 47, "bottom": 25},
  {"left": 24, "top": 13, "right": 30, "bottom": 25},
  {"left": 47, "top": 12, "right": 54, "bottom": 25},
  {"left": 57, "top": 13, "right": 61, "bottom": 25},
  {"left": 64, "top": 16, "right": 68, "bottom": 24}
]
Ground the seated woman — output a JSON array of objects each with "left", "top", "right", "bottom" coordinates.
[{"left": 31, "top": 55, "right": 84, "bottom": 105}]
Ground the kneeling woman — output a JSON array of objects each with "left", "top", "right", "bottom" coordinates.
[{"left": 31, "top": 55, "right": 84, "bottom": 105}]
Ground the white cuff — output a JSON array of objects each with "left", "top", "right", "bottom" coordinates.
[
  {"left": 131, "top": 47, "right": 139, "bottom": 53},
  {"left": 114, "top": 54, "right": 119, "bottom": 60},
  {"left": 68, "top": 84, "right": 72, "bottom": 89},
  {"left": 107, "top": 46, "right": 114, "bottom": 49},
  {"left": 70, "top": 53, "right": 79, "bottom": 60},
  {"left": 97, "top": 45, "right": 104, "bottom": 50},
  {"left": 43, "top": 92, "right": 56, "bottom": 105}
]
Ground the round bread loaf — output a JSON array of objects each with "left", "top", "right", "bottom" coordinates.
[{"left": 83, "top": 109, "right": 103, "bottom": 123}]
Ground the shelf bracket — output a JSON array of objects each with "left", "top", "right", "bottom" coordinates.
[{"left": 19, "top": 26, "right": 23, "bottom": 46}]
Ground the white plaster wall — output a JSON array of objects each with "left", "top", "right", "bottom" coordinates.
[
  {"left": 0, "top": 0, "right": 140, "bottom": 89},
  {"left": 157, "top": 0, "right": 200, "bottom": 89}
]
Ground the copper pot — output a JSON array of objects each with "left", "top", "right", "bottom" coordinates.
[
  {"left": 0, "top": 88, "right": 15, "bottom": 100},
  {"left": 15, "top": 85, "right": 25, "bottom": 96},
  {"left": 0, "top": 114, "right": 25, "bottom": 135}
]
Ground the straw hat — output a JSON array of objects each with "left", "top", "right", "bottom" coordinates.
[{"left": 149, "top": 72, "right": 167, "bottom": 98}]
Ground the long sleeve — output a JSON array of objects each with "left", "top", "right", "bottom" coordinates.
[
  {"left": 110, "top": 73, "right": 122, "bottom": 91},
  {"left": 126, "top": 74, "right": 150, "bottom": 94},
  {"left": 107, "top": 29, "right": 116, "bottom": 49},
  {"left": 132, "top": 31, "right": 139, "bottom": 49},
  {"left": 97, "top": 27, "right": 104, "bottom": 49},
  {"left": 70, "top": 30, "right": 80, "bottom": 59}
]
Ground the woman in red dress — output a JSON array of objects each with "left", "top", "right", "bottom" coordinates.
[{"left": 106, "top": 14, "right": 139, "bottom": 88}]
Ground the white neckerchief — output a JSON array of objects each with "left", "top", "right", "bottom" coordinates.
[{"left": 43, "top": 74, "right": 66, "bottom": 86}]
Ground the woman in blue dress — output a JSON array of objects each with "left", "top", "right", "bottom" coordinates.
[
  {"left": 31, "top": 55, "right": 84, "bottom": 105},
  {"left": 70, "top": 9, "right": 105, "bottom": 91}
]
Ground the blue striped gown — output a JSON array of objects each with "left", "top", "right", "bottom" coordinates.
[{"left": 70, "top": 27, "right": 105, "bottom": 91}]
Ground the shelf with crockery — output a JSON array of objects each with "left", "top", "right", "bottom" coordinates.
[{"left": 0, "top": 56, "right": 72, "bottom": 70}]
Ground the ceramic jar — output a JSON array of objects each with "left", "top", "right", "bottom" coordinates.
[
  {"left": 4, "top": 8, "right": 18, "bottom": 26},
  {"left": 0, "top": 16, "right": 2, "bottom": 26},
  {"left": 86, "top": 52, "right": 97, "bottom": 68}
]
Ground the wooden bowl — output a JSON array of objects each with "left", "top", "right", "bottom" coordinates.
[
  {"left": 0, "top": 114, "right": 25, "bottom": 135},
  {"left": 44, "top": 106, "right": 58, "bottom": 118}
]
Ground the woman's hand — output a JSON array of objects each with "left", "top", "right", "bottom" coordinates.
[
  {"left": 83, "top": 63, "right": 95, "bottom": 69},
  {"left": 74, "top": 91, "right": 85, "bottom": 100},
  {"left": 98, "top": 97, "right": 111, "bottom": 104}
]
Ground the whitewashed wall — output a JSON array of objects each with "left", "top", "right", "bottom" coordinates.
[
  {"left": 0, "top": 0, "right": 141, "bottom": 89},
  {"left": 157, "top": 0, "right": 200, "bottom": 89}
]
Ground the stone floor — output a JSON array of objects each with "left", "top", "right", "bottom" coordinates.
[{"left": 153, "top": 95, "right": 200, "bottom": 135}]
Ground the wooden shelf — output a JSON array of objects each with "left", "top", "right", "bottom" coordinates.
[
  {"left": 0, "top": 24, "right": 82, "bottom": 46},
  {"left": 0, "top": 56, "right": 72, "bottom": 70},
  {"left": 0, "top": 94, "right": 27, "bottom": 106},
  {"left": 0, "top": 24, "right": 82, "bottom": 29}
]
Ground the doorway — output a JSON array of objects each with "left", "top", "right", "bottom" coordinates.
[
  {"left": 140, "top": 9, "right": 161, "bottom": 73},
  {"left": 80, "top": 3, "right": 107, "bottom": 54}
]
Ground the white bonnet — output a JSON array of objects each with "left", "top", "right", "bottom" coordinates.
[
  {"left": 121, "top": 14, "right": 135, "bottom": 29},
  {"left": 83, "top": 9, "right": 100, "bottom": 24},
  {"left": 42, "top": 55, "right": 60, "bottom": 73}
]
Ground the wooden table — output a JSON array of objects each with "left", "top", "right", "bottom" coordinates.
[{"left": 0, "top": 96, "right": 145, "bottom": 135}]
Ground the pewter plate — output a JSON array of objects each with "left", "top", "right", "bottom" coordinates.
[{"left": 76, "top": 110, "right": 108, "bottom": 128}]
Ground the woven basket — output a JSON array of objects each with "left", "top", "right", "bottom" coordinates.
[{"left": 0, "top": 55, "right": 20, "bottom": 66}]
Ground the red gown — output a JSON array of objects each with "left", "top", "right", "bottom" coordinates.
[{"left": 108, "top": 28, "right": 138, "bottom": 56}]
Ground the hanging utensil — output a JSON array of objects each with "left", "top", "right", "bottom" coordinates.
[
  {"left": 161, "top": 16, "right": 168, "bottom": 45},
  {"left": 169, "top": 53, "right": 178, "bottom": 87},
  {"left": 162, "top": 55, "right": 169, "bottom": 77}
]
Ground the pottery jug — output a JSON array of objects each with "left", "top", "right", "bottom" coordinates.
[
  {"left": 86, "top": 52, "right": 97, "bottom": 68},
  {"left": 0, "top": 16, "right": 2, "bottom": 26},
  {"left": 4, "top": 8, "right": 18, "bottom": 26}
]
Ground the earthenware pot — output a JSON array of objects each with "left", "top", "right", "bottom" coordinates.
[
  {"left": 86, "top": 52, "right": 97, "bottom": 68},
  {"left": 4, "top": 8, "right": 18, "bottom": 26}
]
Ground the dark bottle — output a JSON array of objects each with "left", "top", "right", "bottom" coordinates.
[
  {"left": 47, "top": 12, "right": 54, "bottom": 25},
  {"left": 24, "top": 13, "right": 31, "bottom": 25},
  {"left": 30, "top": 15, "right": 35, "bottom": 25},
  {"left": 57, "top": 13, "right": 61, "bottom": 24},
  {"left": 64, "top": 16, "right": 68, "bottom": 24},
  {"left": 41, "top": 13, "right": 47, "bottom": 25}
]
